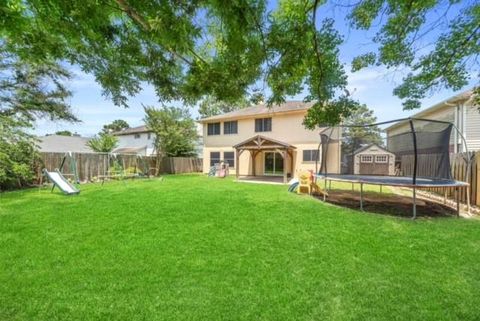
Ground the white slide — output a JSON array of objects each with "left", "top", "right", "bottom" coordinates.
[{"left": 43, "top": 169, "right": 80, "bottom": 195}]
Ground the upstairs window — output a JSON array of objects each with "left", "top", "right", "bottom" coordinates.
[
  {"left": 223, "top": 121, "right": 238, "bottom": 135},
  {"left": 207, "top": 122, "right": 221, "bottom": 135},
  {"left": 223, "top": 151, "right": 235, "bottom": 167},
  {"left": 255, "top": 118, "right": 272, "bottom": 132},
  {"left": 303, "top": 150, "right": 319, "bottom": 162}
]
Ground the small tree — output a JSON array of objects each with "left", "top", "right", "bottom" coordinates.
[
  {"left": 54, "top": 130, "right": 73, "bottom": 136},
  {"left": 144, "top": 106, "right": 198, "bottom": 159},
  {"left": 102, "top": 120, "right": 130, "bottom": 134},
  {"left": 342, "top": 104, "right": 382, "bottom": 153},
  {"left": 87, "top": 133, "right": 118, "bottom": 153}
]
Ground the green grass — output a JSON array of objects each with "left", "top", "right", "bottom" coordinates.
[{"left": 1, "top": 175, "right": 480, "bottom": 321}]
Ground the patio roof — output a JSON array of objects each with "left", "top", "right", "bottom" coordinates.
[{"left": 233, "top": 135, "right": 296, "bottom": 151}]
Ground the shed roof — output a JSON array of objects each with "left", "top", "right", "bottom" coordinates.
[{"left": 354, "top": 143, "right": 393, "bottom": 155}]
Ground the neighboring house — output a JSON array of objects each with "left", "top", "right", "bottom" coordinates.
[
  {"left": 353, "top": 144, "right": 395, "bottom": 176},
  {"left": 37, "top": 135, "right": 93, "bottom": 153},
  {"left": 385, "top": 89, "right": 479, "bottom": 152},
  {"left": 113, "top": 125, "right": 156, "bottom": 156},
  {"left": 113, "top": 124, "right": 204, "bottom": 157},
  {"left": 198, "top": 101, "right": 341, "bottom": 183}
]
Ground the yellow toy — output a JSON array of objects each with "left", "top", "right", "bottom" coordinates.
[{"left": 297, "top": 171, "right": 328, "bottom": 197}]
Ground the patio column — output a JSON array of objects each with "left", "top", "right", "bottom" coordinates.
[
  {"left": 235, "top": 149, "right": 240, "bottom": 180},
  {"left": 283, "top": 149, "right": 288, "bottom": 184}
]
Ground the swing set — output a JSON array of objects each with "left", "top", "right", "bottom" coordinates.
[{"left": 99, "top": 153, "right": 152, "bottom": 185}]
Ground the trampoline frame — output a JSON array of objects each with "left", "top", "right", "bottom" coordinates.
[{"left": 315, "top": 117, "right": 473, "bottom": 218}]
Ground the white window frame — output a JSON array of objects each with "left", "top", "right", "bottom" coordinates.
[
  {"left": 134, "top": 133, "right": 141, "bottom": 139},
  {"left": 375, "top": 155, "right": 388, "bottom": 163},
  {"left": 360, "top": 155, "right": 373, "bottom": 163}
]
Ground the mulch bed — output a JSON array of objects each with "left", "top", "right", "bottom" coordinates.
[{"left": 314, "top": 189, "right": 457, "bottom": 218}]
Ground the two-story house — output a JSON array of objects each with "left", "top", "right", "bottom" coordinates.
[
  {"left": 199, "top": 101, "right": 341, "bottom": 183},
  {"left": 113, "top": 124, "right": 204, "bottom": 157},
  {"left": 385, "top": 89, "right": 479, "bottom": 153},
  {"left": 113, "top": 125, "right": 156, "bottom": 156}
]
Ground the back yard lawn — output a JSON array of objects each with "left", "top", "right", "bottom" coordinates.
[{"left": 1, "top": 175, "right": 480, "bottom": 321}]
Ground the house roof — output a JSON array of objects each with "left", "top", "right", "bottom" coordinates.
[
  {"left": 199, "top": 101, "right": 314, "bottom": 122},
  {"left": 113, "top": 125, "right": 152, "bottom": 136},
  {"left": 385, "top": 89, "right": 475, "bottom": 132},
  {"left": 354, "top": 143, "right": 393, "bottom": 155},
  {"left": 37, "top": 135, "right": 93, "bottom": 153}
]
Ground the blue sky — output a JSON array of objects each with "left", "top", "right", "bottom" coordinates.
[{"left": 34, "top": 1, "right": 478, "bottom": 137}]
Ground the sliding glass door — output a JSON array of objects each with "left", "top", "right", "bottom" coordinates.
[{"left": 264, "top": 152, "right": 284, "bottom": 176}]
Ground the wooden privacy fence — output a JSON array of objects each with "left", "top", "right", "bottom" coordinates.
[
  {"left": 401, "top": 152, "right": 480, "bottom": 206},
  {"left": 160, "top": 157, "right": 203, "bottom": 174},
  {"left": 37, "top": 152, "right": 203, "bottom": 183}
]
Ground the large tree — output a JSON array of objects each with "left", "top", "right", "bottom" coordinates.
[
  {"left": 2, "top": 1, "right": 478, "bottom": 126},
  {"left": 144, "top": 106, "right": 198, "bottom": 158},
  {"left": 0, "top": 48, "right": 76, "bottom": 189}
]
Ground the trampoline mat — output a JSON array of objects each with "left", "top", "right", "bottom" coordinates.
[{"left": 315, "top": 174, "right": 468, "bottom": 188}]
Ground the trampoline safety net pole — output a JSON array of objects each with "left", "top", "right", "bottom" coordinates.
[
  {"left": 360, "top": 183, "right": 364, "bottom": 211},
  {"left": 409, "top": 119, "right": 418, "bottom": 219},
  {"left": 412, "top": 187, "right": 417, "bottom": 219}
]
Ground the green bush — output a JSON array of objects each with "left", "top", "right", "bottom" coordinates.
[{"left": 0, "top": 139, "right": 39, "bottom": 190}]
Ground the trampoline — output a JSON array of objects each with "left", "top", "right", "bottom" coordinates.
[{"left": 315, "top": 118, "right": 472, "bottom": 218}]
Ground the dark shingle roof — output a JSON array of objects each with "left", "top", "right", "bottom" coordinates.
[
  {"left": 199, "top": 101, "right": 314, "bottom": 122},
  {"left": 113, "top": 125, "right": 152, "bottom": 136}
]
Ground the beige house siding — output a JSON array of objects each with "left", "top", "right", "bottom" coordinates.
[
  {"left": 386, "top": 90, "right": 480, "bottom": 152},
  {"left": 465, "top": 103, "right": 480, "bottom": 150},
  {"left": 201, "top": 110, "right": 340, "bottom": 177}
]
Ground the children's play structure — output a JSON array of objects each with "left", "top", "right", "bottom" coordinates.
[
  {"left": 208, "top": 161, "right": 230, "bottom": 178},
  {"left": 288, "top": 170, "right": 327, "bottom": 197},
  {"left": 98, "top": 153, "right": 151, "bottom": 184},
  {"left": 43, "top": 169, "right": 80, "bottom": 195},
  {"left": 42, "top": 152, "right": 80, "bottom": 195},
  {"left": 309, "top": 118, "right": 472, "bottom": 218}
]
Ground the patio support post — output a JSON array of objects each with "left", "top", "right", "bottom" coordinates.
[
  {"left": 283, "top": 149, "right": 288, "bottom": 184},
  {"left": 235, "top": 149, "right": 240, "bottom": 180}
]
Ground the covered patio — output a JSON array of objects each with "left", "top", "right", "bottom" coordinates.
[{"left": 233, "top": 135, "right": 296, "bottom": 184}]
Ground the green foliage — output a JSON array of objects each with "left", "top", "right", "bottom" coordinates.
[
  {"left": 0, "top": 49, "right": 75, "bottom": 190},
  {"left": 87, "top": 133, "right": 119, "bottom": 153},
  {"left": 341, "top": 104, "right": 383, "bottom": 153},
  {"left": 102, "top": 119, "right": 130, "bottom": 134},
  {"left": 348, "top": 1, "right": 480, "bottom": 110},
  {"left": 144, "top": 106, "right": 198, "bottom": 157},
  {"left": 54, "top": 130, "right": 73, "bottom": 136},
  {"left": 1, "top": 0, "right": 478, "bottom": 124},
  {"left": 198, "top": 96, "right": 249, "bottom": 119}
]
